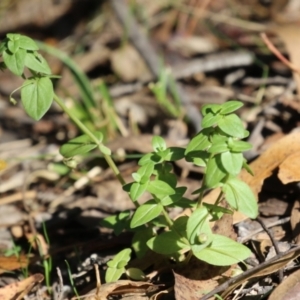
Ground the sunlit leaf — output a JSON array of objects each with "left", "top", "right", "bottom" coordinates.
[{"left": 21, "top": 76, "right": 53, "bottom": 120}]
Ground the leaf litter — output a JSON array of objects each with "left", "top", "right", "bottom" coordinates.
[{"left": 1, "top": 0, "right": 300, "bottom": 299}]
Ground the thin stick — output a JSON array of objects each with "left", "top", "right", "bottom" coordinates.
[{"left": 260, "top": 33, "right": 300, "bottom": 75}]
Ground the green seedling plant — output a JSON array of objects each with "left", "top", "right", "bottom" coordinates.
[{"left": 0, "top": 33, "right": 258, "bottom": 284}]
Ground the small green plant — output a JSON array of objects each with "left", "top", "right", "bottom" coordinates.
[{"left": 0, "top": 33, "right": 258, "bottom": 284}]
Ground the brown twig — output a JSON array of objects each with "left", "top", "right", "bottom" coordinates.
[
  {"left": 260, "top": 32, "right": 300, "bottom": 75},
  {"left": 256, "top": 217, "right": 283, "bottom": 282}
]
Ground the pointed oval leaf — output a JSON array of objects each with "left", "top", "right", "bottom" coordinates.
[
  {"left": 187, "top": 206, "right": 211, "bottom": 243},
  {"left": 193, "top": 234, "right": 251, "bottom": 266},
  {"left": 152, "top": 136, "right": 166, "bottom": 152},
  {"left": 147, "top": 231, "right": 190, "bottom": 255},
  {"left": 222, "top": 178, "right": 258, "bottom": 218},
  {"left": 138, "top": 152, "right": 162, "bottom": 165},
  {"left": 7, "top": 40, "right": 20, "bottom": 53},
  {"left": 60, "top": 132, "right": 102, "bottom": 157},
  {"left": 21, "top": 76, "right": 54, "bottom": 120},
  {"left": 217, "top": 114, "right": 245, "bottom": 138},
  {"left": 24, "top": 51, "right": 51, "bottom": 74},
  {"left": 113, "top": 248, "right": 132, "bottom": 263},
  {"left": 164, "top": 147, "right": 185, "bottom": 161},
  {"left": 132, "top": 228, "right": 154, "bottom": 258},
  {"left": 201, "top": 104, "right": 221, "bottom": 116},
  {"left": 208, "top": 142, "right": 229, "bottom": 154},
  {"left": 202, "top": 112, "right": 222, "bottom": 128},
  {"left": 130, "top": 200, "right": 163, "bottom": 228},
  {"left": 147, "top": 180, "right": 175, "bottom": 196},
  {"left": 137, "top": 163, "right": 154, "bottom": 183},
  {"left": 105, "top": 267, "right": 124, "bottom": 282},
  {"left": 220, "top": 101, "right": 243, "bottom": 115},
  {"left": 205, "top": 154, "right": 227, "bottom": 188},
  {"left": 130, "top": 182, "right": 148, "bottom": 201},
  {"left": 18, "top": 35, "right": 39, "bottom": 50},
  {"left": 3, "top": 48, "right": 26, "bottom": 76},
  {"left": 220, "top": 151, "right": 243, "bottom": 175},
  {"left": 185, "top": 131, "right": 211, "bottom": 154},
  {"left": 229, "top": 140, "right": 252, "bottom": 152}
]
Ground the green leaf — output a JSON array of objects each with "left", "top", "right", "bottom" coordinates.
[
  {"left": 229, "top": 140, "right": 252, "bottom": 152},
  {"left": 220, "top": 101, "right": 243, "bottom": 115},
  {"left": 138, "top": 152, "right": 162, "bottom": 165},
  {"left": 7, "top": 33, "right": 20, "bottom": 40},
  {"left": 99, "top": 144, "right": 111, "bottom": 155},
  {"left": 185, "top": 129, "right": 212, "bottom": 154},
  {"left": 203, "top": 203, "right": 232, "bottom": 221},
  {"left": 117, "top": 260, "right": 128, "bottom": 269},
  {"left": 168, "top": 197, "right": 195, "bottom": 208},
  {"left": 201, "top": 104, "right": 221, "bottom": 116},
  {"left": 185, "top": 151, "right": 209, "bottom": 167},
  {"left": 130, "top": 182, "right": 148, "bottom": 201},
  {"left": 105, "top": 248, "right": 132, "bottom": 282},
  {"left": 130, "top": 200, "right": 163, "bottom": 228},
  {"left": 152, "top": 136, "right": 166, "bottom": 152},
  {"left": 173, "top": 216, "right": 188, "bottom": 238},
  {"left": 147, "top": 231, "right": 189, "bottom": 255},
  {"left": 222, "top": 178, "right": 258, "bottom": 218},
  {"left": 220, "top": 151, "right": 243, "bottom": 175},
  {"left": 137, "top": 162, "right": 154, "bottom": 183},
  {"left": 208, "top": 142, "right": 229, "bottom": 154},
  {"left": 59, "top": 132, "right": 103, "bottom": 157},
  {"left": 243, "top": 160, "right": 254, "bottom": 176},
  {"left": 164, "top": 147, "right": 185, "bottom": 161},
  {"left": 217, "top": 114, "right": 245, "bottom": 138},
  {"left": 21, "top": 76, "right": 54, "bottom": 120},
  {"left": 24, "top": 51, "right": 51, "bottom": 74},
  {"left": 147, "top": 180, "right": 175, "bottom": 196},
  {"left": 126, "top": 268, "right": 145, "bottom": 280},
  {"left": 202, "top": 112, "right": 222, "bottom": 128},
  {"left": 193, "top": 234, "right": 251, "bottom": 266},
  {"left": 18, "top": 35, "right": 39, "bottom": 50},
  {"left": 7, "top": 40, "right": 20, "bottom": 53},
  {"left": 105, "top": 267, "right": 124, "bottom": 282},
  {"left": 187, "top": 206, "right": 212, "bottom": 244},
  {"left": 205, "top": 154, "right": 227, "bottom": 188},
  {"left": 3, "top": 48, "right": 26, "bottom": 76},
  {"left": 114, "top": 248, "right": 132, "bottom": 263},
  {"left": 100, "top": 211, "right": 131, "bottom": 235},
  {"left": 132, "top": 172, "right": 141, "bottom": 182},
  {"left": 159, "top": 186, "right": 187, "bottom": 206},
  {"left": 132, "top": 228, "right": 154, "bottom": 258}
]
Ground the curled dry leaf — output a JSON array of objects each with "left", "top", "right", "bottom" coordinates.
[
  {"left": 269, "top": 268, "right": 300, "bottom": 300},
  {"left": 82, "top": 280, "right": 156, "bottom": 300},
  {"left": 173, "top": 259, "right": 232, "bottom": 300},
  {"left": 278, "top": 152, "right": 300, "bottom": 184},
  {"left": 0, "top": 273, "right": 43, "bottom": 300}
]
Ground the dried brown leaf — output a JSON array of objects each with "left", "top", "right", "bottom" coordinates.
[
  {"left": 0, "top": 273, "right": 43, "bottom": 300},
  {"left": 81, "top": 280, "right": 156, "bottom": 300},
  {"left": 0, "top": 255, "right": 29, "bottom": 274},
  {"left": 278, "top": 152, "right": 300, "bottom": 184},
  {"left": 269, "top": 269, "right": 300, "bottom": 300}
]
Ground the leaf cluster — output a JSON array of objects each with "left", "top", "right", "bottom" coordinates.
[
  {"left": 104, "top": 102, "right": 258, "bottom": 276},
  {"left": 0, "top": 33, "right": 258, "bottom": 283},
  {"left": 0, "top": 34, "right": 54, "bottom": 120}
]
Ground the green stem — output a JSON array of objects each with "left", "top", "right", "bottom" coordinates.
[
  {"left": 160, "top": 204, "right": 174, "bottom": 228},
  {"left": 214, "top": 190, "right": 224, "bottom": 206},
  {"left": 53, "top": 94, "right": 126, "bottom": 186}
]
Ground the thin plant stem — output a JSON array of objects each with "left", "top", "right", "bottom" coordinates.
[
  {"left": 214, "top": 190, "right": 224, "bottom": 206},
  {"left": 53, "top": 94, "right": 126, "bottom": 187}
]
